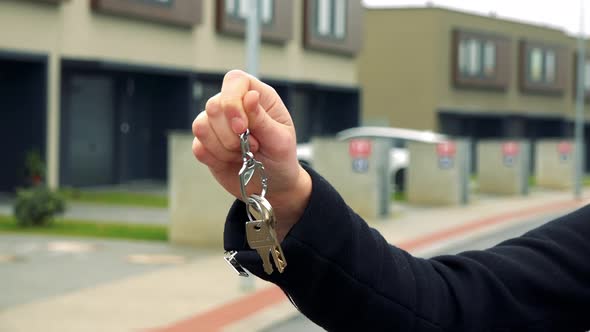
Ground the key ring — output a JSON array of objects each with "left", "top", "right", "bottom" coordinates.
[{"left": 238, "top": 130, "right": 268, "bottom": 210}]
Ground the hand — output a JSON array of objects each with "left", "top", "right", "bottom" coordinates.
[{"left": 192, "top": 70, "right": 312, "bottom": 241}]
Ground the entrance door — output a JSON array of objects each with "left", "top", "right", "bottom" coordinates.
[
  {"left": 0, "top": 58, "right": 46, "bottom": 192},
  {"left": 65, "top": 75, "right": 114, "bottom": 186}
]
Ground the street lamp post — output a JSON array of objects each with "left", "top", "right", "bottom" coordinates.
[
  {"left": 575, "top": 0, "right": 586, "bottom": 200},
  {"left": 240, "top": 0, "right": 261, "bottom": 291}
]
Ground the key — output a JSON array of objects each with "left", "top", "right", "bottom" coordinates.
[
  {"left": 246, "top": 219, "right": 276, "bottom": 274},
  {"left": 246, "top": 195, "right": 287, "bottom": 274}
]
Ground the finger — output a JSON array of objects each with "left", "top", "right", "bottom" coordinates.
[
  {"left": 194, "top": 111, "right": 251, "bottom": 163},
  {"left": 219, "top": 70, "right": 289, "bottom": 133},
  {"left": 206, "top": 89, "right": 242, "bottom": 151},
  {"left": 192, "top": 137, "right": 221, "bottom": 169},
  {"left": 243, "top": 90, "right": 293, "bottom": 157}
]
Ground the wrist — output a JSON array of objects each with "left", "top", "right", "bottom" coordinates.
[{"left": 270, "top": 165, "right": 312, "bottom": 242}]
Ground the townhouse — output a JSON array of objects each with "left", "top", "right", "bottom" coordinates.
[
  {"left": 0, "top": 0, "right": 363, "bottom": 191},
  {"left": 358, "top": 6, "right": 590, "bottom": 169}
]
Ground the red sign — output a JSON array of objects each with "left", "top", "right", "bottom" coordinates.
[
  {"left": 557, "top": 141, "right": 572, "bottom": 155},
  {"left": 502, "top": 142, "right": 519, "bottom": 156},
  {"left": 349, "top": 139, "right": 372, "bottom": 158},
  {"left": 437, "top": 141, "right": 456, "bottom": 157}
]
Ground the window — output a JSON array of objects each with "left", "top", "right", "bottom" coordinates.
[
  {"left": 527, "top": 48, "right": 557, "bottom": 84},
  {"left": 137, "top": 0, "right": 173, "bottom": 6},
  {"left": 458, "top": 38, "right": 496, "bottom": 78},
  {"left": 315, "top": 0, "right": 347, "bottom": 39},
  {"left": 225, "top": 0, "right": 274, "bottom": 25}
]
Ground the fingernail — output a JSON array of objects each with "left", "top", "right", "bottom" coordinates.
[{"left": 231, "top": 117, "right": 245, "bottom": 134}]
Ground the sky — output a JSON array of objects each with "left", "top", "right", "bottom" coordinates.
[{"left": 363, "top": 0, "right": 589, "bottom": 37}]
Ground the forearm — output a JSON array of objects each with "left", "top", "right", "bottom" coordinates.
[
  {"left": 224, "top": 166, "right": 441, "bottom": 330},
  {"left": 224, "top": 166, "right": 590, "bottom": 331}
]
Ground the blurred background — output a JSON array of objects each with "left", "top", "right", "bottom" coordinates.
[{"left": 0, "top": 0, "right": 589, "bottom": 331}]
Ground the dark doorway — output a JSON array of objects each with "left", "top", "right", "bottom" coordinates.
[
  {"left": 60, "top": 62, "right": 192, "bottom": 187},
  {"left": 289, "top": 84, "right": 360, "bottom": 142},
  {"left": 63, "top": 75, "right": 115, "bottom": 186},
  {"left": 0, "top": 57, "right": 46, "bottom": 192}
]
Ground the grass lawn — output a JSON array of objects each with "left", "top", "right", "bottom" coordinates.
[
  {"left": 59, "top": 188, "right": 168, "bottom": 208},
  {"left": 0, "top": 215, "right": 167, "bottom": 242}
]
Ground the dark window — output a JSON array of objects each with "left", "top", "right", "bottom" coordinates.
[{"left": 313, "top": 0, "right": 347, "bottom": 40}]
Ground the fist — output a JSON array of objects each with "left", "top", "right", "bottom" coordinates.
[{"left": 191, "top": 70, "right": 311, "bottom": 241}]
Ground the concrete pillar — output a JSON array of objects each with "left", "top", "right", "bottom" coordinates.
[
  {"left": 535, "top": 139, "right": 575, "bottom": 190},
  {"left": 46, "top": 53, "right": 60, "bottom": 190},
  {"left": 168, "top": 132, "right": 234, "bottom": 247},
  {"left": 477, "top": 140, "right": 530, "bottom": 195},
  {"left": 310, "top": 137, "right": 390, "bottom": 221},
  {"left": 406, "top": 140, "right": 470, "bottom": 206}
]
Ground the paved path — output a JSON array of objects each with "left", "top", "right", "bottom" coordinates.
[
  {"left": 0, "top": 189, "right": 588, "bottom": 332},
  {"left": 0, "top": 200, "right": 168, "bottom": 225}
]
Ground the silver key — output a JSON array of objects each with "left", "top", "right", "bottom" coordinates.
[
  {"left": 245, "top": 219, "right": 276, "bottom": 274},
  {"left": 246, "top": 196, "right": 287, "bottom": 274}
]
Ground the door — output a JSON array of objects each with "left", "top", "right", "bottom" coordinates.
[{"left": 65, "top": 75, "right": 115, "bottom": 186}]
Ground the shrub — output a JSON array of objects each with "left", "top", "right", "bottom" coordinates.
[
  {"left": 24, "top": 149, "right": 45, "bottom": 186},
  {"left": 14, "top": 187, "right": 66, "bottom": 227}
]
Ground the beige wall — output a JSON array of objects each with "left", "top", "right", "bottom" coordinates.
[
  {"left": 168, "top": 132, "right": 235, "bottom": 248},
  {"left": 0, "top": 0, "right": 357, "bottom": 86},
  {"left": 0, "top": 0, "right": 358, "bottom": 188},
  {"left": 359, "top": 7, "right": 590, "bottom": 132},
  {"left": 477, "top": 140, "right": 529, "bottom": 195},
  {"left": 406, "top": 140, "right": 470, "bottom": 205},
  {"left": 434, "top": 9, "right": 572, "bottom": 118},
  {"left": 358, "top": 9, "right": 439, "bottom": 129},
  {"left": 535, "top": 139, "right": 575, "bottom": 190},
  {"left": 310, "top": 137, "right": 389, "bottom": 220}
]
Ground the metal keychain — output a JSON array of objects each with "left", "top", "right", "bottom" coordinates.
[{"left": 224, "top": 129, "right": 269, "bottom": 277}]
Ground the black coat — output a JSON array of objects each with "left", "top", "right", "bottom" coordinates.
[{"left": 224, "top": 166, "right": 590, "bottom": 332}]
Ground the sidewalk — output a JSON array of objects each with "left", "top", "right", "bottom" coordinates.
[
  {"left": 0, "top": 188, "right": 587, "bottom": 332},
  {"left": 0, "top": 199, "right": 168, "bottom": 225}
]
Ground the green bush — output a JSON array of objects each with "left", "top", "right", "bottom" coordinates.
[{"left": 14, "top": 187, "right": 66, "bottom": 227}]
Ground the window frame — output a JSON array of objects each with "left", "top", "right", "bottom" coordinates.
[
  {"left": 216, "top": 0, "right": 292, "bottom": 44},
  {"left": 313, "top": 0, "right": 348, "bottom": 41},
  {"left": 519, "top": 40, "right": 566, "bottom": 95},
  {"left": 302, "top": 0, "right": 362, "bottom": 56},
  {"left": 90, "top": 0, "right": 201, "bottom": 27},
  {"left": 572, "top": 52, "right": 590, "bottom": 100},
  {"left": 224, "top": 0, "right": 275, "bottom": 27},
  {"left": 451, "top": 29, "right": 510, "bottom": 91}
]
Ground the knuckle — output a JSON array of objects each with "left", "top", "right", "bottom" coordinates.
[
  {"left": 193, "top": 114, "right": 208, "bottom": 139},
  {"left": 205, "top": 94, "right": 220, "bottom": 116},
  {"left": 192, "top": 138, "right": 208, "bottom": 163},
  {"left": 223, "top": 69, "right": 246, "bottom": 82},
  {"left": 221, "top": 136, "right": 240, "bottom": 151}
]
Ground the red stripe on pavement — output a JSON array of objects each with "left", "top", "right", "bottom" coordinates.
[
  {"left": 151, "top": 286, "right": 285, "bottom": 332},
  {"left": 396, "top": 199, "right": 585, "bottom": 251},
  {"left": 151, "top": 198, "right": 586, "bottom": 332}
]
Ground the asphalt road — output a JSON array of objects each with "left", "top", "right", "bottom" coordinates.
[
  {"left": 0, "top": 234, "right": 207, "bottom": 309},
  {"left": 263, "top": 213, "right": 561, "bottom": 332}
]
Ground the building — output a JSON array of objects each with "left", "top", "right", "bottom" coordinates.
[
  {"left": 0, "top": 0, "right": 363, "bottom": 191},
  {"left": 358, "top": 6, "right": 590, "bottom": 169}
]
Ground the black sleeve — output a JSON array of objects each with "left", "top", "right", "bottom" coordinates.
[{"left": 224, "top": 166, "right": 590, "bottom": 332}]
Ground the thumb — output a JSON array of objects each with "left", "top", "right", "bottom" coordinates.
[{"left": 243, "top": 90, "right": 293, "bottom": 156}]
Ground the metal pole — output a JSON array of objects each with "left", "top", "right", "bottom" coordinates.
[
  {"left": 241, "top": 0, "right": 260, "bottom": 292},
  {"left": 246, "top": 0, "right": 260, "bottom": 77},
  {"left": 575, "top": 0, "right": 586, "bottom": 200}
]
